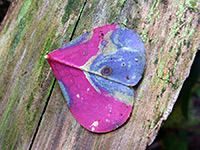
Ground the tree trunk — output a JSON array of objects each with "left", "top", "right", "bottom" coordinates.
[{"left": 0, "top": 0, "right": 199, "bottom": 150}]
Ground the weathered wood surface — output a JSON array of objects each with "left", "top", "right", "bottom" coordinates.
[{"left": 0, "top": 0, "right": 199, "bottom": 150}]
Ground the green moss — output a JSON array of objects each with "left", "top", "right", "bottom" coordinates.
[
  {"left": 161, "top": 87, "right": 166, "bottom": 95},
  {"left": 51, "top": 42, "right": 60, "bottom": 51},
  {"left": 155, "top": 9, "right": 160, "bottom": 19},
  {"left": 137, "top": 78, "right": 147, "bottom": 97},
  {"left": 0, "top": 83, "right": 6, "bottom": 102},
  {"left": 9, "top": 0, "right": 39, "bottom": 60},
  {"left": 186, "top": 0, "right": 197, "bottom": 11},
  {"left": 64, "top": 23, "right": 74, "bottom": 39},
  {"left": 153, "top": 78, "right": 168, "bottom": 113},
  {"left": 62, "top": 0, "right": 80, "bottom": 24},
  {"left": 132, "top": 18, "right": 139, "bottom": 29},
  {"left": 150, "top": 120, "right": 154, "bottom": 129},
  {"left": 166, "top": 74, "right": 170, "bottom": 82},
  {"left": 154, "top": 76, "right": 161, "bottom": 86},
  {"left": 0, "top": 82, "right": 21, "bottom": 150},
  {"left": 35, "top": 0, "right": 40, "bottom": 10},
  {"left": 154, "top": 113, "right": 162, "bottom": 125},
  {"left": 25, "top": 112, "right": 32, "bottom": 134},
  {"left": 177, "top": 1, "right": 185, "bottom": 15},
  {"left": 188, "top": 29, "right": 196, "bottom": 38},
  {"left": 123, "top": 18, "right": 128, "bottom": 25},
  {"left": 35, "top": 43, "right": 58, "bottom": 86},
  {"left": 159, "top": 46, "right": 164, "bottom": 53},
  {"left": 35, "top": 28, "right": 57, "bottom": 72},
  {"left": 173, "top": 60, "right": 178, "bottom": 74},
  {"left": 171, "top": 79, "right": 181, "bottom": 90},
  {"left": 47, "top": 78, "right": 56, "bottom": 98},
  {"left": 167, "top": 1, "right": 195, "bottom": 42},
  {"left": 0, "top": 85, "right": 20, "bottom": 132},
  {"left": 157, "top": 57, "right": 167, "bottom": 77},
  {"left": 25, "top": 80, "right": 56, "bottom": 135},
  {"left": 9, "top": 18, "right": 26, "bottom": 59},
  {"left": 161, "top": 105, "right": 165, "bottom": 113},
  {"left": 25, "top": 93, "right": 45, "bottom": 134},
  {"left": 32, "top": 106, "right": 40, "bottom": 122},
  {"left": 107, "top": 0, "right": 130, "bottom": 24},
  {"left": 1, "top": 122, "right": 19, "bottom": 150},
  {"left": 17, "top": 0, "right": 33, "bottom": 23},
  {"left": 154, "top": 57, "right": 159, "bottom": 65},
  {"left": 27, "top": 92, "right": 34, "bottom": 110},
  {"left": 26, "top": 106, "right": 40, "bottom": 134},
  {"left": 120, "top": 0, "right": 126, "bottom": 5},
  {"left": 155, "top": 87, "right": 166, "bottom": 110},
  {"left": 169, "top": 46, "right": 173, "bottom": 52},
  {"left": 141, "top": 30, "right": 148, "bottom": 42},
  {"left": 187, "top": 41, "right": 191, "bottom": 49},
  {"left": 108, "top": 13, "right": 118, "bottom": 24},
  {"left": 1, "top": 21, "right": 11, "bottom": 35},
  {"left": 155, "top": 96, "right": 162, "bottom": 111},
  {"left": 147, "top": 0, "right": 159, "bottom": 22}
]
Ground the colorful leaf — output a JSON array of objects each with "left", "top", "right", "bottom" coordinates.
[{"left": 45, "top": 24, "right": 146, "bottom": 133}]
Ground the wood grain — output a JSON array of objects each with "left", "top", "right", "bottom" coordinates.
[{"left": 0, "top": 0, "right": 199, "bottom": 150}]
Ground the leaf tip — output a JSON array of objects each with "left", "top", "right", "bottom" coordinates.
[{"left": 44, "top": 55, "right": 49, "bottom": 59}]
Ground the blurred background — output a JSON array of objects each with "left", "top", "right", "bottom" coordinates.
[
  {"left": 1, "top": 1, "right": 199, "bottom": 149},
  {"left": 148, "top": 51, "right": 200, "bottom": 150},
  {"left": 0, "top": 0, "right": 11, "bottom": 22}
]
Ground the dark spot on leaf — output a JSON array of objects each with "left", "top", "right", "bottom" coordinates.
[
  {"left": 126, "top": 75, "right": 129, "bottom": 80},
  {"left": 101, "top": 66, "right": 112, "bottom": 76}
]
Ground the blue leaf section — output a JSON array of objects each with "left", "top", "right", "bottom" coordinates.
[
  {"left": 60, "top": 32, "right": 90, "bottom": 49},
  {"left": 58, "top": 80, "right": 71, "bottom": 105},
  {"left": 90, "top": 72, "right": 134, "bottom": 97},
  {"left": 90, "top": 49, "right": 145, "bottom": 86},
  {"left": 90, "top": 26, "right": 146, "bottom": 86},
  {"left": 111, "top": 26, "right": 146, "bottom": 54}
]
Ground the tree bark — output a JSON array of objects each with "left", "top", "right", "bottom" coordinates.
[{"left": 0, "top": 0, "right": 199, "bottom": 150}]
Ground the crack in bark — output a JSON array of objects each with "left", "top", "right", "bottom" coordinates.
[
  {"left": 28, "top": 78, "right": 56, "bottom": 150},
  {"left": 27, "top": 1, "right": 88, "bottom": 149},
  {"left": 156, "top": 70, "right": 173, "bottom": 85},
  {"left": 156, "top": 70, "right": 180, "bottom": 90},
  {"left": 69, "top": 0, "right": 88, "bottom": 41},
  {"left": 115, "top": 0, "right": 128, "bottom": 22}
]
